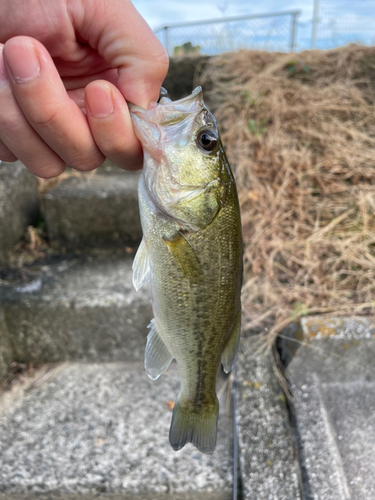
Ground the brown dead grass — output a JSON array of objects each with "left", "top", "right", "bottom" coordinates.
[
  {"left": 200, "top": 44, "right": 375, "bottom": 347},
  {"left": 37, "top": 168, "right": 97, "bottom": 195}
]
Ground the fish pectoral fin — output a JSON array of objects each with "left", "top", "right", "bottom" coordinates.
[
  {"left": 163, "top": 232, "right": 202, "bottom": 281},
  {"left": 221, "top": 310, "right": 241, "bottom": 373},
  {"left": 132, "top": 237, "right": 151, "bottom": 291},
  {"left": 145, "top": 319, "right": 173, "bottom": 380}
]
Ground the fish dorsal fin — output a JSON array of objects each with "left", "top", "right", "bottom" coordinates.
[
  {"left": 221, "top": 310, "right": 241, "bottom": 373},
  {"left": 145, "top": 319, "right": 174, "bottom": 380},
  {"left": 132, "top": 237, "right": 151, "bottom": 291},
  {"left": 163, "top": 231, "right": 202, "bottom": 281}
]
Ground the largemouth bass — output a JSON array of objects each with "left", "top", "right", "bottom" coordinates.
[{"left": 129, "top": 87, "right": 242, "bottom": 454}]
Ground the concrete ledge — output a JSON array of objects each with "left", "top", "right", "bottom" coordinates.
[
  {"left": 0, "top": 495, "right": 226, "bottom": 500},
  {"left": 236, "top": 338, "right": 301, "bottom": 499},
  {"left": 0, "top": 254, "right": 152, "bottom": 363},
  {"left": 280, "top": 316, "right": 375, "bottom": 499},
  {"left": 0, "top": 362, "right": 233, "bottom": 498},
  {"left": 0, "top": 161, "right": 39, "bottom": 263},
  {"left": 0, "top": 309, "right": 14, "bottom": 383},
  {"left": 43, "top": 172, "right": 142, "bottom": 249}
]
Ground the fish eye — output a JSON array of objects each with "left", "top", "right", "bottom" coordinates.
[{"left": 196, "top": 128, "right": 218, "bottom": 152}]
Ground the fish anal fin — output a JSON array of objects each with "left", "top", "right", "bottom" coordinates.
[
  {"left": 132, "top": 237, "right": 151, "bottom": 291},
  {"left": 169, "top": 396, "right": 219, "bottom": 454},
  {"left": 145, "top": 319, "right": 173, "bottom": 380},
  {"left": 221, "top": 310, "right": 241, "bottom": 373},
  {"left": 163, "top": 232, "right": 202, "bottom": 281}
]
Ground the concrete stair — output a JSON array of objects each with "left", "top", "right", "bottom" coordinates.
[
  {"left": 43, "top": 168, "right": 142, "bottom": 249},
  {"left": 279, "top": 316, "right": 375, "bottom": 499},
  {"left": 0, "top": 161, "right": 236, "bottom": 499},
  {"left": 0, "top": 362, "right": 233, "bottom": 500},
  {"left": 0, "top": 159, "right": 314, "bottom": 499},
  {"left": 0, "top": 161, "right": 39, "bottom": 264},
  {"left": 0, "top": 253, "right": 151, "bottom": 364}
]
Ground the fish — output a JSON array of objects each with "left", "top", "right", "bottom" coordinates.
[{"left": 129, "top": 87, "right": 243, "bottom": 454}]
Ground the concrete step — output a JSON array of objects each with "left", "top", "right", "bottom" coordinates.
[
  {"left": 0, "top": 361, "right": 233, "bottom": 499},
  {"left": 43, "top": 170, "right": 142, "bottom": 249},
  {"left": 0, "top": 310, "right": 13, "bottom": 384},
  {"left": 279, "top": 316, "right": 375, "bottom": 500},
  {"left": 0, "top": 252, "right": 151, "bottom": 372},
  {"left": 0, "top": 161, "right": 39, "bottom": 264},
  {"left": 235, "top": 339, "right": 301, "bottom": 499}
]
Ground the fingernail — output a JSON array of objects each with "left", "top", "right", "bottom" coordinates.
[
  {"left": 87, "top": 84, "right": 114, "bottom": 117},
  {"left": 5, "top": 41, "right": 40, "bottom": 83}
]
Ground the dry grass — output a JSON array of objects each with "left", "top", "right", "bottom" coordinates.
[{"left": 200, "top": 44, "right": 375, "bottom": 347}]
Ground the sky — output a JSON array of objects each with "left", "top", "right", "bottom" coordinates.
[
  {"left": 133, "top": 0, "right": 315, "bottom": 31},
  {"left": 132, "top": 0, "right": 375, "bottom": 52}
]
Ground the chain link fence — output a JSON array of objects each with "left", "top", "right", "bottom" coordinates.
[
  {"left": 312, "top": 0, "right": 375, "bottom": 49},
  {"left": 154, "top": 1, "right": 375, "bottom": 55},
  {"left": 154, "top": 11, "right": 300, "bottom": 56}
]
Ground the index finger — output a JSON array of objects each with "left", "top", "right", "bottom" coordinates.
[{"left": 74, "top": 0, "right": 169, "bottom": 108}]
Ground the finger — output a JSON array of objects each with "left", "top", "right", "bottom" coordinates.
[
  {"left": 3, "top": 36, "right": 105, "bottom": 172},
  {"left": 0, "top": 44, "right": 66, "bottom": 178},
  {"left": 85, "top": 81, "right": 142, "bottom": 171},
  {"left": 0, "top": 139, "right": 18, "bottom": 162},
  {"left": 67, "top": 88, "right": 86, "bottom": 111},
  {"left": 75, "top": 0, "right": 169, "bottom": 107},
  {"left": 62, "top": 69, "right": 119, "bottom": 91}
]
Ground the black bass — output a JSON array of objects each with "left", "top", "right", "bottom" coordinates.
[{"left": 129, "top": 87, "right": 242, "bottom": 454}]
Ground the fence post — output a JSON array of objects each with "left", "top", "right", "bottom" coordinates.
[
  {"left": 163, "top": 26, "right": 170, "bottom": 55},
  {"left": 290, "top": 12, "right": 298, "bottom": 52},
  {"left": 312, "top": 0, "right": 320, "bottom": 48}
]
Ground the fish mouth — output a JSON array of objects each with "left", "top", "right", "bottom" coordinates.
[
  {"left": 128, "top": 86, "right": 202, "bottom": 110},
  {"left": 128, "top": 86, "right": 204, "bottom": 126},
  {"left": 128, "top": 86, "right": 211, "bottom": 156}
]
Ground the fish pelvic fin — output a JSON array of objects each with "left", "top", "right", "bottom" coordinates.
[
  {"left": 221, "top": 310, "right": 241, "bottom": 373},
  {"left": 169, "top": 396, "right": 219, "bottom": 455},
  {"left": 132, "top": 237, "right": 151, "bottom": 291},
  {"left": 145, "top": 319, "right": 173, "bottom": 380}
]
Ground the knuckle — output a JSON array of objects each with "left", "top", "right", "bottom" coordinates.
[
  {"left": 27, "top": 106, "right": 61, "bottom": 128},
  {"left": 0, "top": 111, "right": 22, "bottom": 134}
]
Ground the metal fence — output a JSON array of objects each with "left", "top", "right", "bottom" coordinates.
[
  {"left": 154, "top": 1, "right": 375, "bottom": 55},
  {"left": 154, "top": 11, "right": 300, "bottom": 56},
  {"left": 312, "top": 0, "right": 375, "bottom": 49}
]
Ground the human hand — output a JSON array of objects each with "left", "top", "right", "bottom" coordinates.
[{"left": 0, "top": 0, "right": 168, "bottom": 177}]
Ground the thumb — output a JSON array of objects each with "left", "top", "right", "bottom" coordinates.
[{"left": 76, "top": 0, "right": 168, "bottom": 107}]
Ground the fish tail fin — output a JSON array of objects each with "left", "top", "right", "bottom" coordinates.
[{"left": 169, "top": 396, "right": 219, "bottom": 454}]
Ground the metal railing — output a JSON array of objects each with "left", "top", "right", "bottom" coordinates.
[{"left": 154, "top": 11, "right": 301, "bottom": 56}]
